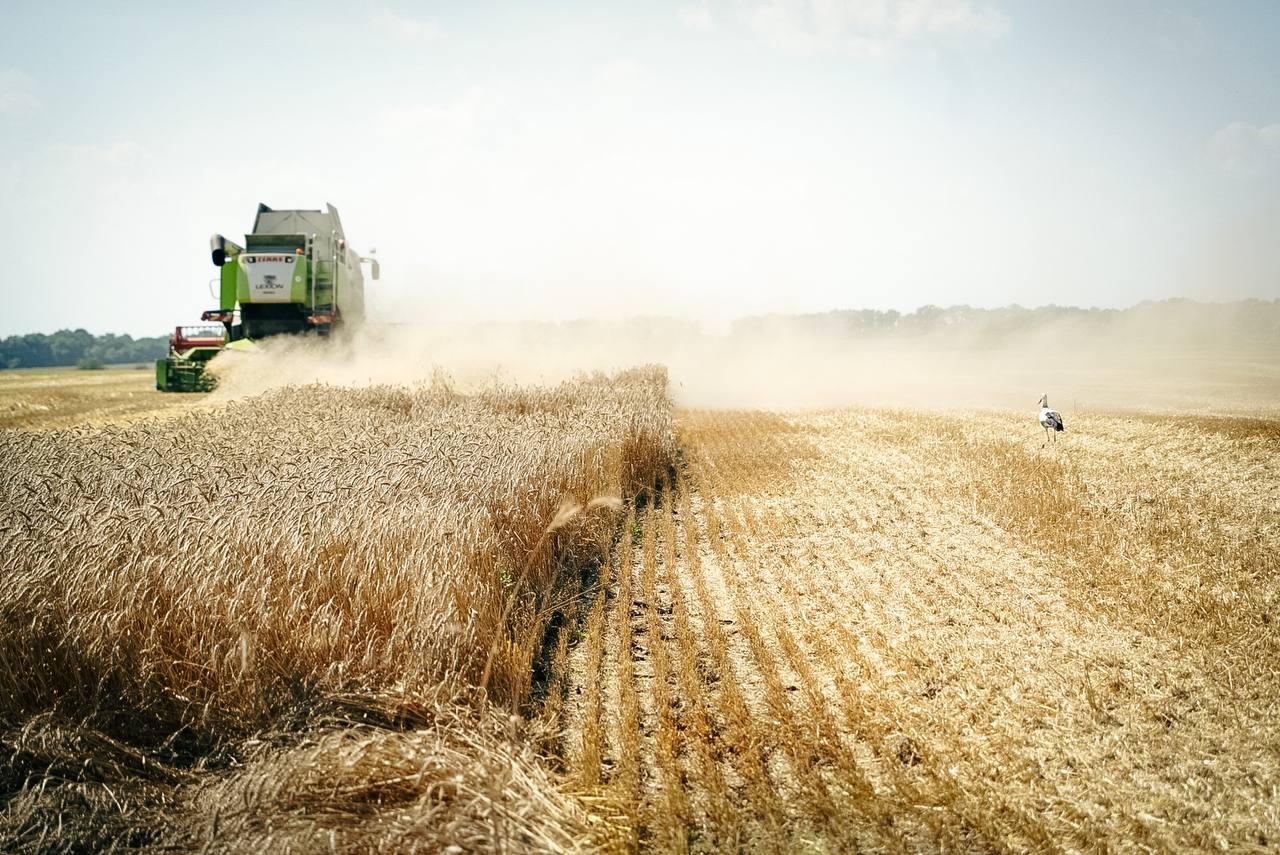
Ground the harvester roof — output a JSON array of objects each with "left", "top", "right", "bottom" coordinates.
[{"left": 251, "top": 203, "right": 347, "bottom": 254}]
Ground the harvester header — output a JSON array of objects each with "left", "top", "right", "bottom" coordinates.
[{"left": 154, "top": 325, "right": 225, "bottom": 392}]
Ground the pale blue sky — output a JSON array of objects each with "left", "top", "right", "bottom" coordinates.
[{"left": 1, "top": 1, "right": 1277, "bottom": 336}]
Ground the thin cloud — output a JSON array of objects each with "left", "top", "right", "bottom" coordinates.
[
  {"left": 1208, "top": 122, "right": 1280, "bottom": 178},
  {"left": 372, "top": 87, "right": 507, "bottom": 143},
  {"left": 678, "top": 4, "right": 715, "bottom": 30},
  {"left": 45, "top": 140, "right": 153, "bottom": 201},
  {"left": 592, "top": 60, "right": 653, "bottom": 92},
  {"left": 49, "top": 140, "right": 149, "bottom": 167},
  {"left": 0, "top": 69, "right": 40, "bottom": 115},
  {"left": 373, "top": 8, "right": 442, "bottom": 42},
  {"left": 740, "top": 0, "right": 1009, "bottom": 53}
]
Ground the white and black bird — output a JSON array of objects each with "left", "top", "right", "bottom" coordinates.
[{"left": 1038, "top": 394, "right": 1064, "bottom": 445}]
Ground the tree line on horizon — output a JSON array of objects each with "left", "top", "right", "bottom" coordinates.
[
  {"left": 730, "top": 298, "right": 1280, "bottom": 346},
  {"left": 4, "top": 299, "right": 1275, "bottom": 370},
  {"left": 0, "top": 329, "right": 168, "bottom": 370}
]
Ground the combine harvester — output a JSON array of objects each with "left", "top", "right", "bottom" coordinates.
[{"left": 157, "top": 203, "right": 379, "bottom": 391}]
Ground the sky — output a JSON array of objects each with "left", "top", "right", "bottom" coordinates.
[{"left": 1, "top": 0, "right": 1278, "bottom": 337}]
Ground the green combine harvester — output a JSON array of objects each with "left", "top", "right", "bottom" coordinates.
[{"left": 157, "top": 203, "right": 379, "bottom": 391}]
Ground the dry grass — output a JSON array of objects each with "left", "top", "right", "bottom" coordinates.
[{"left": 0, "top": 369, "right": 674, "bottom": 852}]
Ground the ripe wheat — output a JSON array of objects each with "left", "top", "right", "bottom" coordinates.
[{"left": 0, "top": 369, "right": 674, "bottom": 852}]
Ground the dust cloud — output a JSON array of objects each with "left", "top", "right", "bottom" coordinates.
[{"left": 206, "top": 300, "right": 1280, "bottom": 416}]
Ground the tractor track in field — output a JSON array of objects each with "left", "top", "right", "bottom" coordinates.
[{"left": 560, "top": 408, "right": 1280, "bottom": 852}]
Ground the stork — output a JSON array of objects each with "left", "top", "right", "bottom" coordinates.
[{"left": 1038, "top": 394, "right": 1064, "bottom": 445}]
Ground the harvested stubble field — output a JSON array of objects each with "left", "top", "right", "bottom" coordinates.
[
  {"left": 0, "top": 365, "right": 202, "bottom": 431},
  {"left": 557, "top": 408, "right": 1279, "bottom": 852},
  {"left": 2, "top": 367, "right": 1278, "bottom": 853}
]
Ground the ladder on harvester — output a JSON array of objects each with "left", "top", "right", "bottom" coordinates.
[{"left": 306, "top": 230, "right": 343, "bottom": 335}]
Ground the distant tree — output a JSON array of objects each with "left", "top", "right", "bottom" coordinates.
[
  {"left": 727, "top": 299, "right": 1280, "bottom": 349},
  {"left": 0, "top": 330, "right": 168, "bottom": 369}
]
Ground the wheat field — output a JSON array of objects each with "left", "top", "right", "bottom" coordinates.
[
  {"left": 1, "top": 367, "right": 1277, "bottom": 852},
  {"left": 0, "top": 370, "right": 673, "bottom": 852}
]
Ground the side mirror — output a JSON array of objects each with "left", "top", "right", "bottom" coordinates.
[{"left": 370, "top": 259, "right": 380, "bottom": 280}]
